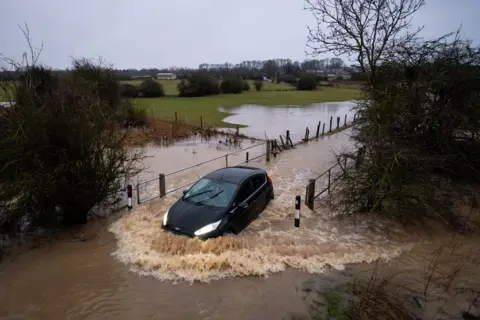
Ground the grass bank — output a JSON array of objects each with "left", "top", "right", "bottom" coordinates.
[{"left": 134, "top": 87, "right": 361, "bottom": 128}]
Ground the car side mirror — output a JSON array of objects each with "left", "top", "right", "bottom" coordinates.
[
  {"left": 183, "top": 190, "right": 187, "bottom": 195},
  {"left": 238, "top": 202, "right": 248, "bottom": 209}
]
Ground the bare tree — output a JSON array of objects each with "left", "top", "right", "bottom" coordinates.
[{"left": 305, "top": 0, "right": 425, "bottom": 83}]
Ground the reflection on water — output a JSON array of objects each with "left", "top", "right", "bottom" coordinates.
[{"left": 220, "top": 101, "right": 356, "bottom": 141}]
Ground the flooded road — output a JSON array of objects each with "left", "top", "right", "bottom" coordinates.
[
  {"left": 0, "top": 109, "right": 419, "bottom": 319},
  {"left": 221, "top": 101, "right": 356, "bottom": 141},
  {"left": 111, "top": 131, "right": 412, "bottom": 284}
]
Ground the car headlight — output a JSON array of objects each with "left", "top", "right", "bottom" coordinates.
[
  {"left": 194, "top": 220, "right": 222, "bottom": 236},
  {"left": 162, "top": 209, "right": 169, "bottom": 226}
]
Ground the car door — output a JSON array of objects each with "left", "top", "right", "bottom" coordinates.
[
  {"left": 250, "top": 173, "right": 268, "bottom": 217},
  {"left": 228, "top": 179, "right": 255, "bottom": 232}
]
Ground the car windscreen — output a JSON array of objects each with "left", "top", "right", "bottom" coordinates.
[{"left": 183, "top": 178, "right": 237, "bottom": 208}]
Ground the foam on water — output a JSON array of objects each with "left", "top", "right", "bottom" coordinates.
[{"left": 109, "top": 149, "right": 415, "bottom": 283}]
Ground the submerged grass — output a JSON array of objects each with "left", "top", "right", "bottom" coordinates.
[{"left": 326, "top": 291, "right": 349, "bottom": 320}]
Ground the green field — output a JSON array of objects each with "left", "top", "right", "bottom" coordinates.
[
  {"left": 2, "top": 79, "right": 361, "bottom": 128},
  {"left": 120, "top": 79, "right": 294, "bottom": 95},
  {"left": 0, "top": 83, "right": 15, "bottom": 101},
  {"left": 134, "top": 87, "right": 361, "bottom": 128}
]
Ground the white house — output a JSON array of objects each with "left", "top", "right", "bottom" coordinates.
[{"left": 156, "top": 73, "right": 177, "bottom": 80}]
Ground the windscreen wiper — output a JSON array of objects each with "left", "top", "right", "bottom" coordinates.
[
  {"left": 183, "top": 189, "right": 213, "bottom": 200},
  {"left": 198, "top": 190, "right": 224, "bottom": 204}
]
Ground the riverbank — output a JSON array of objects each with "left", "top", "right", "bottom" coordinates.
[{"left": 293, "top": 231, "right": 480, "bottom": 319}]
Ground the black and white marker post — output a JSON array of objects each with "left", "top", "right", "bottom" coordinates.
[
  {"left": 295, "top": 195, "right": 301, "bottom": 228},
  {"left": 127, "top": 184, "right": 133, "bottom": 210}
]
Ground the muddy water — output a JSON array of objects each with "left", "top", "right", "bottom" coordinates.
[
  {"left": 0, "top": 130, "right": 418, "bottom": 320},
  {"left": 220, "top": 101, "right": 356, "bottom": 141}
]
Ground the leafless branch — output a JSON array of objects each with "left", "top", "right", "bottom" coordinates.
[{"left": 305, "top": 0, "right": 425, "bottom": 81}]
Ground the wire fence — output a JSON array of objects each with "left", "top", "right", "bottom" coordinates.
[
  {"left": 131, "top": 112, "right": 357, "bottom": 206},
  {"left": 305, "top": 153, "right": 360, "bottom": 210},
  {"left": 136, "top": 142, "right": 267, "bottom": 204}
]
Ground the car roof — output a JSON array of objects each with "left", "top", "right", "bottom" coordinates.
[{"left": 204, "top": 166, "right": 266, "bottom": 184}]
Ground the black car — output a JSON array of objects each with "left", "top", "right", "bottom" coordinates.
[{"left": 162, "top": 165, "right": 274, "bottom": 239}]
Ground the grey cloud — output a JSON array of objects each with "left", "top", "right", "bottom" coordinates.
[{"left": 0, "top": 0, "right": 478, "bottom": 69}]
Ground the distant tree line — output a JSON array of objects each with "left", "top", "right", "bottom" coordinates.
[{"left": 0, "top": 58, "right": 351, "bottom": 83}]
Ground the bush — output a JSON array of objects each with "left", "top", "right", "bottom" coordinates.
[
  {"left": 278, "top": 74, "right": 297, "bottom": 85},
  {"left": 0, "top": 62, "right": 142, "bottom": 230},
  {"left": 336, "top": 36, "right": 480, "bottom": 229},
  {"left": 121, "top": 101, "right": 148, "bottom": 127},
  {"left": 220, "top": 78, "right": 244, "bottom": 94},
  {"left": 121, "top": 83, "right": 139, "bottom": 98},
  {"left": 297, "top": 74, "right": 317, "bottom": 90},
  {"left": 177, "top": 72, "right": 220, "bottom": 97},
  {"left": 243, "top": 80, "right": 250, "bottom": 91},
  {"left": 138, "top": 79, "right": 164, "bottom": 98},
  {"left": 254, "top": 79, "right": 263, "bottom": 91},
  {"left": 71, "top": 58, "right": 122, "bottom": 112},
  {"left": 16, "top": 65, "right": 58, "bottom": 106}
]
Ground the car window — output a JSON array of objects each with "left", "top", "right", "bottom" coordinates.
[
  {"left": 251, "top": 174, "right": 266, "bottom": 191},
  {"left": 183, "top": 178, "right": 237, "bottom": 208},
  {"left": 236, "top": 180, "right": 254, "bottom": 204}
]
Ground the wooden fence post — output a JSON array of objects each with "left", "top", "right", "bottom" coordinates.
[
  {"left": 286, "top": 130, "right": 294, "bottom": 147},
  {"left": 307, "top": 179, "right": 315, "bottom": 210},
  {"left": 316, "top": 121, "right": 321, "bottom": 138},
  {"left": 279, "top": 135, "right": 286, "bottom": 150},
  {"left": 329, "top": 117, "right": 333, "bottom": 132},
  {"left": 159, "top": 174, "right": 166, "bottom": 198},
  {"left": 355, "top": 147, "right": 365, "bottom": 169},
  {"left": 322, "top": 123, "right": 325, "bottom": 135},
  {"left": 344, "top": 114, "right": 347, "bottom": 126},
  {"left": 246, "top": 152, "right": 249, "bottom": 163},
  {"left": 225, "top": 154, "right": 228, "bottom": 167},
  {"left": 304, "top": 127, "right": 310, "bottom": 142},
  {"left": 336, "top": 116, "right": 340, "bottom": 129},
  {"left": 266, "top": 140, "right": 271, "bottom": 162},
  {"left": 327, "top": 169, "right": 331, "bottom": 194},
  {"left": 236, "top": 125, "right": 239, "bottom": 136},
  {"left": 273, "top": 139, "right": 279, "bottom": 156},
  {"left": 137, "top": 184, "right": 141, "bottom": 204}
]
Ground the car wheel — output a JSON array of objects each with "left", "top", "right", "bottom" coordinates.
[
  {"left": 223, "top": 226, "right": 236, "bottom": 236},
  {"left": 269, "top": 189, "right": 275, "bottom": 201}
]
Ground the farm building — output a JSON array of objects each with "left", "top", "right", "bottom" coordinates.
[{"left": 156, "top": 73, "right": 177, "bottom": 80}]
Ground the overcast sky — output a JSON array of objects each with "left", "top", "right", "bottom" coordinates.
[{"left": 0, "top": 0, "right": 478, "bottom": 69}]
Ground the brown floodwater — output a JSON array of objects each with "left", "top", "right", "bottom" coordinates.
[
  {"left": 0, "top": 126, "right": 422, "bottom": 320},
  {"left": 220, "top": 101, "right": 356, "bottom": 141}
]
